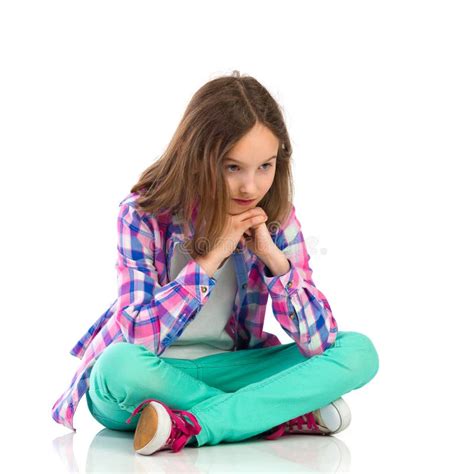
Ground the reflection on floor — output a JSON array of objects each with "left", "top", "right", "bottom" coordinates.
[{"left": 51, "top": 427, "right": 351, "bottom": 473}]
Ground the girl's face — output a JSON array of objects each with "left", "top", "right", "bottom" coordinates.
[{"left": 223, "top": 123, "right": 279, "bottom": 215}]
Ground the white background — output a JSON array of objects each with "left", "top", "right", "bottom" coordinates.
[{"left": 1, "top": 1, "right": 472, "bottom": 472}]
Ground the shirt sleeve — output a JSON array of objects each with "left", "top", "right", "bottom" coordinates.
[
  {"left": 258, "top": 204, "right": 338, "bottom": 357},
  {"left": 115, "top": 203, "right": 217, "bottom": 354}
]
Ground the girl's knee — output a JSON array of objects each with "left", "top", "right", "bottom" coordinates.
[
  {"left": 91, "top": 342, "right": 147, "bottom": 385},
  {"left": 98, "top": 341, "right": 142, "bottom": 366},
  {"left": 356, "top": 332, "right": 379, "bottom": 384},
  {"left": 341, "top": 331, "right": 380, "bottom": 385}
]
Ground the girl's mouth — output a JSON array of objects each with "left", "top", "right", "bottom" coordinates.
[{"left": 233, "top": 198, "right": 255, "bottom": 206}]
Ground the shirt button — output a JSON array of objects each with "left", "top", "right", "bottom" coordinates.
[
  {"left": 200, "top": 286, "right": 208, "bottom": 293},
  {"left": 242, "top": 283, "right": 247, "bottom": 289},
  {"left": 290, "top": 311, "right": 296, "bottom": 319},
  {"left": 286, "top": 281, "right": 293, "bottom": 288}
]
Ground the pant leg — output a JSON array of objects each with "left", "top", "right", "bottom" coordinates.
[
  {"left": 188, "top": 330, "right": 379, "bottom": 446},
  {"left": 86, "top": 341, "right": 228, "bottom": 434}
]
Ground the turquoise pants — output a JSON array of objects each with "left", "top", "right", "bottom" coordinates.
[{"left": 86, "top": 330, "right": 379, "bottom": 447}]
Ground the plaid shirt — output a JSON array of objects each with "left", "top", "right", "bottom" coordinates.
[{"left": 51, "top": 191, "right": 338, "bottom": 431}]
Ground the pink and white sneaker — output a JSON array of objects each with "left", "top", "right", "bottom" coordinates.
[
  {"left": 125, "top": 398, "right": 202, "bottom": 455},
  {"left": 264, "top": 397, "right": 351, "bottom": 440}
]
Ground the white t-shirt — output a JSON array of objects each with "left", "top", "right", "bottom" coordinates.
[{"left": 159, "top": 242, "right": 237, "bottom": 360}]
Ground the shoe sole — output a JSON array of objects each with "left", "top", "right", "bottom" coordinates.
[
  {"left": 133, "top": 401, "right": 172, "bottom": 455},
  {"left": 319, "top": 397, "right": 352, "bottom": 434}
]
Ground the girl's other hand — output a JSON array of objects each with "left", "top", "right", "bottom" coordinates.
[{"left": 212, "top": 207, "right": 268, "bottom": 260}]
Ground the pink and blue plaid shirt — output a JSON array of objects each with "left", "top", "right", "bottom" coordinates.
[{"left": 51, "top": 191, "right": 338, "bottom": 431}]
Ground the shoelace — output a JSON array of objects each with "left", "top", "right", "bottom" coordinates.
[
  {"left": 265, "top": 411, "right": 325, "bottom": 440},
  {"left": 288, "top": 412, "right": 324, "bottom": 433},
  {"left": 126, "top": 398, "right": 202, "bottom": 452}
]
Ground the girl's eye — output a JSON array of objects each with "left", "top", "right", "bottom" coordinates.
[{"left": 226, "top": 163, "right": 272, "bottom": 172}]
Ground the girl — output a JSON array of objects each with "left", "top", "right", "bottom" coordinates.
[{"left": 51, "top": 70, "right": 379, "bottom": 455}]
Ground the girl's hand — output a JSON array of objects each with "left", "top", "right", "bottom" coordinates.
[
  {"left": 239, "top": 211, "right": 276, "bottom": 259},
  {"left": 210, "top": 207, "right": 269, "bottom": 261}
]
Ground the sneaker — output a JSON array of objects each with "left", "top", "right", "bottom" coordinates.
[
  {"left": 264, "top": 397, "right": 351, "bottom": 440},
  {"left": 125, "top": 398, "right": 202, "bottom": 455}
]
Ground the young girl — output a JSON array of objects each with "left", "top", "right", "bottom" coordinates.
[{"left": 51, "top": 70, "right": 379, "bottom": 455}]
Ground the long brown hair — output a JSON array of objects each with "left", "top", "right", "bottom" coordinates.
[{"left": 130, "top": 70, "right": 295, "bottom": 260}]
